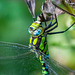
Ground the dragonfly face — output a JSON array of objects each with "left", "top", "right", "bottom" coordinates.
[{"left": 28, "top": 21, "right": 44, "bottom": 37}]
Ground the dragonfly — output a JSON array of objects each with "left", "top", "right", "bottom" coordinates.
[{"left": 0, "top": 13, "right": 75, "bottom": 75}]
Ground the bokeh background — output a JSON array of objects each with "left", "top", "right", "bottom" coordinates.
[{"left": 0, "top": 0, "right": 75, "bottom": 75}]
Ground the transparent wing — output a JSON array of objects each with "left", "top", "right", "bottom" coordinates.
[
  {"left": 37, "top": 50, "right": 75, "bottom": 75},
  {"left": 0, "top": 41, "right": 32, "bottom": 60},
  {"left": 0, "top": 41, "right": 42, "bottom": 75},
  {"left": 0, "top": 41, "right": 75, "bottom": 75},
  {"left": 46, "top": 58, "right": 75, "bottom": 75}
]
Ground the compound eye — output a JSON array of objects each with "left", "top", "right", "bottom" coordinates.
[
  {"left": 30, "top": 27, "right": 33, "bottom": 30},
  {"left": 33, "top": 29, "right": 41, "bottom": 36},
  {"left": 28, "top": 27, "right": 33, "bottom": 34}
]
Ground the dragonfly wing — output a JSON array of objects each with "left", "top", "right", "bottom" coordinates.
[
  {"left": 36, "top": 50, "right": 75, "bottom": 75},
  {"left": 0, "top": 41, "right": 42, "bottom": 75},
  {"left": 0, "top": 41, "right": 33, "bottom": 60},
  {"left": 0, "top": 41, "right": 29, "bottom": 49},
  {"left": 44, "top": 56, "right": 75, "bottom": 75}
]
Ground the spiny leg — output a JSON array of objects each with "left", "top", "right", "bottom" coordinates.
[
  {"left": 46, "top": 14, "right": 58, "bottom": 33},
  {"left": 33, "top": 13, "right": 43, "bottom": 22},
  {"left": 44, "top": 14, "right": 58, "bottom": 33},
  {"left": 44, "top": 15, "right": 53, "bottom": 30},
  {"left": 47, "top": 22, "right": 75, "bottom": 35},
  {"left": 50, "top": 14, "right": 58, "bottom": 27},
  {"left": 45, "top": 22, "right": 47, "bottom": 27}
]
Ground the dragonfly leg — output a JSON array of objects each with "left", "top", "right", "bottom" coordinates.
[
  {"left": 45, "top": 14, "right": 58, "bottom": 33},
  {"left": 47, "top": 22, "right": 75, "bottom": 35},
  {"left": 44, "top": 15, "right": 53, "bottom": 30}
]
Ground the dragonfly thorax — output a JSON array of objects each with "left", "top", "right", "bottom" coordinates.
[{"left": 28, "top": 21, "right": 44, "bottom": 37}]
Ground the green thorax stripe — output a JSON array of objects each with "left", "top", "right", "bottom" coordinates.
[
  {"left": 31, "top": 34, "right": 48, "bottom": 55},
  {"left": 39, "top": 35, "right": 48, "bottom": 55}
]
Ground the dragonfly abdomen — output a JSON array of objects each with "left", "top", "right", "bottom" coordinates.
[{"left": 39, "top": 55, "right": 49, "bottom": 75}]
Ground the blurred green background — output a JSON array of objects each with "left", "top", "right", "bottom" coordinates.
[{"left": 0, "top": 0, "right": 75, "bottom": 75}]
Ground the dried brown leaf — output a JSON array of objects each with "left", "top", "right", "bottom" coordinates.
[
  {"left": 65, "top": 0, "right": 75, "bottom": 9},
  {"left": 41, "top": 0, "right": 55, "bottom": 21},
  {"left": 25, "top": 0, "right": 35, "bottom": 18}
]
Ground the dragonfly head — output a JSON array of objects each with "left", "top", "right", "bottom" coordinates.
[{"left": 28, "top": 21, "right": 44, "bottom": 37}]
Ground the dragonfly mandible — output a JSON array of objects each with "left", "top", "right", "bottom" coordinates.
[{"left": 0, "top": 14, "right": 75, "bottom": 75}]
